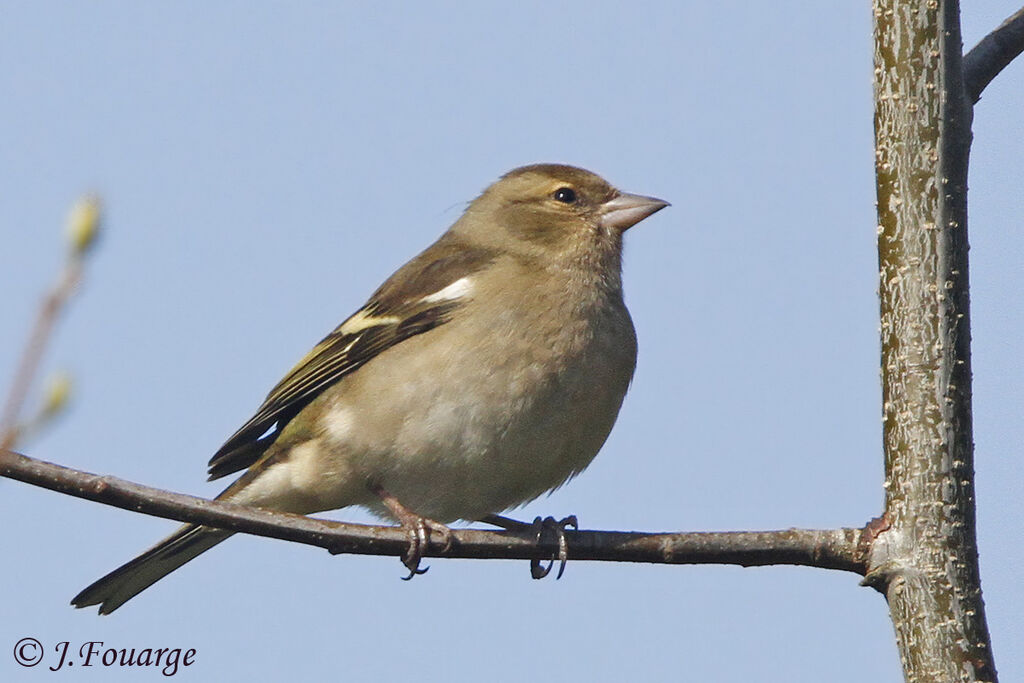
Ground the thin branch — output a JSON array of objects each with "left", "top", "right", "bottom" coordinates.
[
  {"left": 0, "top": 195, "right": 100, "bottom": 451},
  {"left": 964, "top": 6, "right": 1024, "bottom": 103},
  {"left": 0, "top": 449, "right": 867, "bottom": 574},
  {"left": 0, "top": 260, "right": 82, "bottom": 450}
]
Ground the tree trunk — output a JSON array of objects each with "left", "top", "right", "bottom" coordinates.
[{"left": 869, "top": 0, "right": 997, "bottom": 679}]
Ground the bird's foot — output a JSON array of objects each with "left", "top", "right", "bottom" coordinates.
[
  {"left": 396, "top": 516, "right": 452, "bottom": 580},
  {"left": 530, "top": 515, "right": 578, "bottom": 579},
  {"left": 373, "top": 486, "right": 453, "bottom": 580},
  {"left": 481, "top": 513, "right": 577, "bottom": 580}
]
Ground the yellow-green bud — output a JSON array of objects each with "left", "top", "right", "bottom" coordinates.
[
  {"left": 66, "top": 195, "right": 102, "bottom": 255},
  {"left": 41, "top": 371, "right": 72, "bottom": 417}
]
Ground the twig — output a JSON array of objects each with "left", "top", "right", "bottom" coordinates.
[
  {"left": 0, "top": 449, "right": 867, "bottom": 574},
  {"left": 964, "top": 6, "right": 1024, "bottom": 103},
  {"left": 0, "top": 195, "right": 99, "bottom": 450},
  {"left": 0, "top": 262, "right": 82, "bottom": 450}
]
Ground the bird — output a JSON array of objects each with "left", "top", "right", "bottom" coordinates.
[{"left": 72, "top": 163, "right": 669, "bottom": 614}]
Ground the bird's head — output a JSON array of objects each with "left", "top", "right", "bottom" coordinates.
[{"left": 453, "top": 164, "right": 668, "bottom": 267}]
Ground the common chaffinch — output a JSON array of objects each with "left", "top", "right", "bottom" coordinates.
[{"left": 73, "top": 163, "right": 668, "bottom": 613}]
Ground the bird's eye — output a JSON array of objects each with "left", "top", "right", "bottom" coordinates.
[{"left": 553, "top": 187, "right": 577, "bottom": 204}]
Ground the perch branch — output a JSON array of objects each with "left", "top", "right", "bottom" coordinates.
[{"left": 0, "top": 449, "right": 866, "bottom": 574}]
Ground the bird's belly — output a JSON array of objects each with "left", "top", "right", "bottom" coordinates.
[{"left": 319, "top": 316, "right": 635, "bottom": 522}]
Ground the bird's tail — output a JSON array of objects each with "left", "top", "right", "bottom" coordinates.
[{"left": 71, "top": 524, "right": 233, "bottom": 614}]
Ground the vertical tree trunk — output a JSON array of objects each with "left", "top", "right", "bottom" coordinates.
[{"left": 870, "top": 0, "right": 996, "bottom": 679}]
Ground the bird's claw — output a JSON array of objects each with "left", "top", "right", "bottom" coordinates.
[
  {"left": 529, "top": 515, "right": 578, "bottom": 580},
  {"left": 372, "top": 485, "right": 454, "bottom": 580},
  {"left": 398, "top": 516, "right": 453, "bottom": 581}
]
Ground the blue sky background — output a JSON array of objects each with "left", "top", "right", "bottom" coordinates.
[{"left": 1, "top": 3, "right": 1021, "bottom": 681}]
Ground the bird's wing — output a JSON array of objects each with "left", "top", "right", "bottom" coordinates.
[{"left": 206, "top": 237, "right": 496, "bottom": 480}]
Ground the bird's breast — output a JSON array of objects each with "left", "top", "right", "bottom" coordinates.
[{"left": 318, "top": 285, "right": 637, "bottom": 522}]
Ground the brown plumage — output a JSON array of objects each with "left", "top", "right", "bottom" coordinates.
[{"left": 72, "top": 163, "right": 668, "bottom": 614}]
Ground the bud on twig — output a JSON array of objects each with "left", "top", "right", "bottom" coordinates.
[
  {"left": 41, "top": 371, "right": 72, "bottom": 419},
  {"left": 66, "top": 195, "right": 102, "bottom": 256}
]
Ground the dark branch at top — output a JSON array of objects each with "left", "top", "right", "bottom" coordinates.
[{"left": 964, "top": 7, "right": 1024, "bottom": 103}]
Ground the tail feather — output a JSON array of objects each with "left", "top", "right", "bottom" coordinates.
[{"left": 71, "top": 525, "right": 233, "bottom": 614}]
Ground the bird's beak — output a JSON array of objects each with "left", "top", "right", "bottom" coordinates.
[{"left": 599, "top": 192, "right": 670, "bottom": 231}]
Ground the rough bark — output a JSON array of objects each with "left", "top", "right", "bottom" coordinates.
[{"left": 869, "top": 0, "right": 996, "bottom": 679}]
